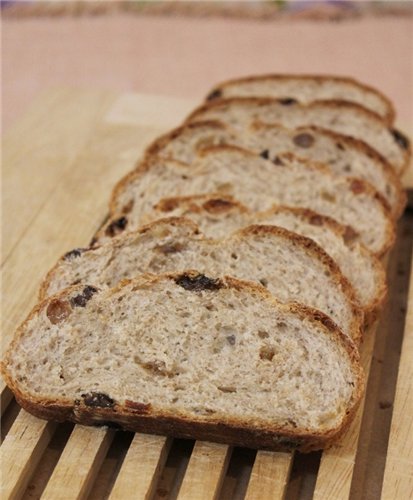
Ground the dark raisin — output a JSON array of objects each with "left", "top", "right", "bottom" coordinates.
[
  {"left": 309, "top": 214, "right": 323, "bottom": 226},
  {"left": 175, "top": 273, "right": 223, "bottom": 292},
  {"left": 64, "top": 248, "right": 85, "bottom": 260},
  {"left": 105, "top": 216, "right": 128, "bottom": 237},
  {"left": 350, "top": 179, "right": 365, "bottom": 194},
  {"left": 206, "top": 89, "right": 222, "bottom": 101},
  {"left": 203, "top": 198, "right": 234, "bottom": 214},
  {"left": 226, "top": 335, "right": 236, "bottom": 345},
  {"left": 46, "top": 299, "right": 72, "bottom": 324},
  {"left": 279, "top": 98, "right": 297, "bottom": 105},
  {"left": 293, "top": 133, "right": 315, "bottom": 148},
  {"left": 155, "top": 243, "right": 185, "bottom": 254},
  {"left": 70, "top": 285, "right": 98, "bottom": 308},
  {"left": 391, "top": 129, "right": 409, "bottom": 150},
  {"left": 82, "top": 392, "right": 114, "bottom": 408},
  {"left": 273, "top": 156, "right": 285, "bottom": 166},
  {"left": 260, "top": 149, "right": 270, "bottom": 160},
  {"left": 343, "top": 226, "right": 359, "bottom": 244}
]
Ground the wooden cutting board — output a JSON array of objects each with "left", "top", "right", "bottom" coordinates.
[{"left": 1, "top": 89, "right": 412, "bottom": 499}]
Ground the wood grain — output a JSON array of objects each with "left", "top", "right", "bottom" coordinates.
[
  {"left": 313, "top": 321, "right": 377, "bottom": 500},
  {"left": 109, "top": 434, "right": 172, "bottom": 500},
  {"left": 41, "top": 425, "right": 114, "bottom": 500},
  {"left": 1, "top": 88, "right": 115, "bottom": 265},
  {"left": 177, "top": 441, "right": 232, "bottom": 500},
  {"left": 245, "top": 451, "right": 293, "bottom": 500},
  {"left": 0, "top": 410, "right": 57, "bottom": 499},
  {"left": 381, "top": 252, "right": 413, "bottom": 500}
]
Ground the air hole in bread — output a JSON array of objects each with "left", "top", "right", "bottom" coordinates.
[{"left": 259, "top": 345, "right": 276, "bottom": 361}]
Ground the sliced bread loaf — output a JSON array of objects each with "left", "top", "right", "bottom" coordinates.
[
  {"left": 103, "top": 146, "right": 394, "bottom": 256},
  {"left": 2, "top": 272, "right": 364, "bottom": 452},
  {"left": 142, "top": 120, "right": 405, "bottom": 218},
  {"left": 41, "top": 218, "right": 363, "bottom": 343},
  {"left": 185, "top": 98, "right": 410, "bottom": 176},
  {"left": 205, "top": 74, "right": 395, "bottom": 123},
  {"left": 139, "top": 199, "right": 386, "bottom": 319}
]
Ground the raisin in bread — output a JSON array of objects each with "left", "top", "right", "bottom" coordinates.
[
  {"left": 142, "top": 120, "right": 405, "bottom": 219},
  {"left": 185, "top": 98, "right": 410, "bottom": 176},
  {"left": 138, "top": 199, "right": 386, "bottom": 320},
  {"left": 41, "top": 218, "right": 363, "bottom": 343},
  {"left": 1, "top": 272, "right": 364, "bottom": 452},
  {"left": 102, "top": 146, "right": 394, "bottom": 256},
  {"left": 205, "top": 74, "right": 395, "bottom": 124}
]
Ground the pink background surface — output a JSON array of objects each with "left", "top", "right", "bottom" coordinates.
[{"left": 2, "top": 14, "right": 413, "bottom": 132}]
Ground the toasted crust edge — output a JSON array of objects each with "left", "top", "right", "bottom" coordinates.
[
  {"left": 2, "top": 272, "right": 364, "bottom": 453},
  {"left": 204, "top": 73, "right": 396, "bottom": 124},
  {"left": 185, "top": 97, "right": 411, "bottom": 175},
  {"left": 39, "top": 217, "right": 364, "bottom": 345}
]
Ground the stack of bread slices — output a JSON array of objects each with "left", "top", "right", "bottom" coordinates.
[{"left": 2, "top": 75, "right": 410, "bottom": 452}]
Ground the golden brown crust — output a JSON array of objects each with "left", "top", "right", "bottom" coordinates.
[
  {"left": 39, "top": 217, "right": 364, "bottom": 344},
  {"left": 143, "top": 120, "right": 229, "bottom": 161},
  {"left": 205, "top": 73, "right": 396, "bottom": 124},
  {"left": 2, "top": 272, "right": 364, "bottom": 453},
  {"left": 148, "top": 197, "right": 388, "bottom": 321},
  {"left": 251, "top": 122, "right": 407, "bottom": 219},
  {"left": 185, "top": 96, "right": 410, "bottom": 175}
]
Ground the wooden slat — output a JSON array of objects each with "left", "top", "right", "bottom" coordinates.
[
  {"left": 0, "top": 410, "right": 57, "bottom": 499},
  {"left": 177, "top": 441, "right": 232, "bottom": 500},
  {"left": 381, "top": 252, "right": 413, "bottom": 500},
  {"left": 2, "top": 88, "right": 115, "bottom": 264},
  {"left": 41, "top": 425, "right": 114, "bottom": 500},
  {"left": 313, "top": 319, "right": 377, "bottom": 500},
  {"left": 245, "top": 451, "right": 293, "bottom": 500},
  {"left": 1, "top": 381, "right": 13, "bottom": 416},
  {"left": 109, "top": 434, "right": 171, "bottom": 500}
]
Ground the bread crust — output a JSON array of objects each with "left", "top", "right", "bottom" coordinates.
[
  {"left": 185, "top": 97, "right": 411, "bottom": 176},
  {"left": 140, "top": 119, "right": 405, "bottom": 219},
  {"left": 102, "top": 145, "right": 395, "bottom": 258},
  {"left": 2, "top": 273, "right": 364, "bottom": 453},
  {"left": 40, "top": 217, "right": 364, "bottom": 345},
  {"left": 251, "top": 122, "right": 407, "bottom": 219},
  {"left": 149, "top": 196, "right": 387, "bottom": 321},
  {"left": 205, "top": 73, "right": 396, "bottom": 124}
]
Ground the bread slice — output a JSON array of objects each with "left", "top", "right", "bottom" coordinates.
[
  {"left": 2, "top": 272, "right": 364, "bottom": 452},
  {"left": 185, "top": 98, "right": 410, "bottom": 176},
  {"left": 41, "top": 218, "right": 363, "bottom": 343},
  {"left": 139, "top": 199, "right": 386, "bottom": 320},
  {"left": 205, "top": 74, "right": 395, "bottom": 124},
  {"left": 103, "top": 146, "right": 394, "bottom": 256},
  {"left": 143, "top": 120, "right": 405, "bottom": 219}
]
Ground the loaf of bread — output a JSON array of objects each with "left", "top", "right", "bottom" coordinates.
[
  {"left": 1, "top": 272, "right": 364, "bottom": 452},
  {"left": 185, "top": 98, "right": 410, "bottom": 175},
  {"left": 143, "top": 120, "right": 405, "bottom": 219},
  {"left": 205, "top": 74, "right": 395, "bottom": 123},
  {"left": 41, "top": 218, "right": 363, "bottom": 343},
  {"left": 138, "top": 199, "right": 386, "bottom": 320},
  {"left": 105, "top": 146, "right": 394, "bottom": 256}
]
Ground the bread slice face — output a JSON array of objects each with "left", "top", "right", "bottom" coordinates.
[
  {"left": 185, "top": 98, "right": 410, "bottom": 176},
  {"left": 142, "top": 199, "right": 386, "bottom": 320},
  {"left": 205, "top": 74, "right": 395, "bottom": 124},
  {"left": 41, "top": 218, "right": 363, "bottom": 344},
  {"left": 142, "top": 120, "right": 405, "bottom": 219},
  {"left": 2, "top": 272, "right": 364, "bottom": 452},
  {"left": 104, "top": 146, "right": 394, "bottom": 256}
]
